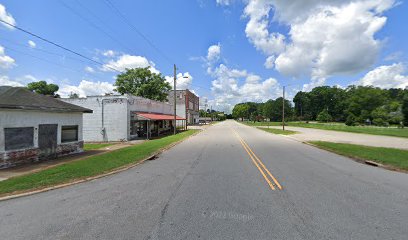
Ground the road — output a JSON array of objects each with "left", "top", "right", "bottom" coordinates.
[{"left": 1, "top": 120, "right": 408, "bottom": 239}]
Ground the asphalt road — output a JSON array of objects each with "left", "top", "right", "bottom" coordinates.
[{"left": 1, "top": 120, "right": 408, "bottom": 239}]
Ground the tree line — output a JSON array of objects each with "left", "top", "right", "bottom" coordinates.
[{"left": 232, "top": 85, "right": 408, "bottom": 127}]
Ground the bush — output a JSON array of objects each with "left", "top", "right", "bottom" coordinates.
[
  {"left": 373, "top": 118, "right": 389, "bottom": 127},
  {"left": 345, "top": 113, "right": 358, "bottom": 126},
  {"left": 316, "top": 109, "right": 332, "bottom": 122}
]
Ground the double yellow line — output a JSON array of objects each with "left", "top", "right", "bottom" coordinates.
[{"left": 231, "top": 128, "right": 282, "bottom": 191}]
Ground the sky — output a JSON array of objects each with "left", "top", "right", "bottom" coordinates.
[{"left": 0, "top": 0, "right": 407, "bottom": 113}]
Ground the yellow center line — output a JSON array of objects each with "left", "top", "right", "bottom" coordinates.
[
  {"left": 231, "top": 128, "right": 283, "bottom": 191},
  {"left": 231, "top": 130, "right": 276, "bottom": 190}
]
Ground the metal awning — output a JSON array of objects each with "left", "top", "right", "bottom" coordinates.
[{"left": 135, "top": 112, "right": 185, "bottom": 120}]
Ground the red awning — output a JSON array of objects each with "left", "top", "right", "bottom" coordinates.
[{"left": 136, "top": 112, "right": 185, "bottom": 120}]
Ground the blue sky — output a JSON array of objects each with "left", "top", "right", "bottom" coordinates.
[{"left": 0, "top": 0, "right": 407, "bottom": 112}]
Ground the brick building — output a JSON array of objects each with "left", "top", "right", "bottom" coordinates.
[{"left": 167, "top": 89, "right": 199, "bottom": 125}]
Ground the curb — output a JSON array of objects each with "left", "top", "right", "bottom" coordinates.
[{"left": 0, "top": 129, "right": 203, "bottom": 202}]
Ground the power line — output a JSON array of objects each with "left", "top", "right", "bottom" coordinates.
[
  {"left": 3, "top": 45, "right": 85, "bottom": 74},
  {"left": 0, "top": 19, "right": 123, "bottom": 73},
  {"left": 60, "top": 0, "right": 136, "bottom": 54},
  {"left": 103, "top": 0, "right": 174, "bottom": 65}
]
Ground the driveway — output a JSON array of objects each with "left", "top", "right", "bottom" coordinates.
[{"left": 261, "top": 125, "right": 408, "bottom": 150}]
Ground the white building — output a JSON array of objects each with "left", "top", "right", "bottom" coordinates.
[
  {"left": 0, "top": 86, "right": 92, "bottom": 169},
  {"left": 61, "top": 95, "right": 186, "bottom": 142}
]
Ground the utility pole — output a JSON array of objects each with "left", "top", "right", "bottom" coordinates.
[
  {"left": 173, "top": 64, "right": 177, "bottom": 135},
  {"left": 282, "top": 85, "right": 285, "bottom": 131}
]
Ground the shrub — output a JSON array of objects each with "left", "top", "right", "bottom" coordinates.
[
  {"left": 345, "top": 113, "right": 358, "bottom": 126},
  {"left": 316, "top": 109, "right": 332, "bottom": 122}
]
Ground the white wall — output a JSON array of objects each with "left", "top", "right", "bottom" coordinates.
[
  {"left": 0, "top": 109, "right": 83, "bottom": 152},
  {"left": 62, "top": 97, "right": 128, "bottom": 142},
  {"left": 62, "top": 95, "right": 175, "bottom": 141}
]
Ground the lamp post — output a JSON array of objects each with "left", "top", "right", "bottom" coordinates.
[{"left": 282, "top": 85, "right": 285, "bottom": 131}]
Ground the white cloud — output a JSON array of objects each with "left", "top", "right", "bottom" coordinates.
[
  {"left": 84, "top": 66, "right": 95, "bottom": 73},
  {"left": 216, "top": 0, "right": 232, "bottom": 6},
  {"left": 243, "top": 0, "right": 286, "bottom": 56},
  {"left": 264, "top": 55, "right": 275, "bottom": 69},
  {"left": 358, "top": 63, "right": 408, "bottom": 89},
  {"left": 28, "top": 40, "right": 36, "bottom": 48},
  {"left": 0, "top": 46, "right": 16, "bottom": 69},
  {"left": 102, "top": 54, "right": 159, "bottom": 74},
  {"left": 165, "top": 72, "right": 193, "bottom": 90},
  {"left": 102, "top": 50, "right": 116, "bottom": 57},
  {"left": 207, "top": 43, "right": 221, "bottom": 63},
  {"left": 0, "top": 4, "right": 16, "bottom": 30},
  {"left": 243, "top": 0, "right": 396, "bottom": 90},
  {"left": 0, "top": 75, "right": 23, "bottom": 87},
  {"left": 58, "top": 80, "right": 115, "bottom": 98},
  {"left": 210, "top": 64, "right": 281, "bottom": 113}
]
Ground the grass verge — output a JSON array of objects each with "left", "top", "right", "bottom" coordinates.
[
  {"left": 83, "top": 143, "right": 115, "bottom": 151},
  {"left": 257, "top": 127, "right": 297, "bottom": 135},
  {"left": 309, "top": 141, "right": 408, "bottom": 171},
  {"left": 241, "top": 121, "right": 408, "bottom": 138},
  {"left": 0, "top": 130, "right": 199, "bottom": 197}
]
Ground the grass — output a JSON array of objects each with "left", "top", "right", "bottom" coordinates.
[
  {"left": 310, "top": 141, "right": 408, "bottom": 171},
  {"left": 257, "top": 127, "right": 298, "bottom": 135},
  {"left": 0, "top": 130, "right": 199, "bottom": 196},
  {"left": 83, "top": 143, "right": 115, "bottom": 151},
  {"left": 241, "top": 121, "right": 408, "bottom": 138}
]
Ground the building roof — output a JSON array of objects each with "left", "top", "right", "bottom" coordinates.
[
  {"left": 0, "top": 86, "right": 93, "bottom": 113},
  {"left": 135, "top": 112, "right": 185, "bottom": 120}
]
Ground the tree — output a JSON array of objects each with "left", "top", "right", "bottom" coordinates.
[
  {"left": 114, "top": 67, "right": 171, "bottom": 102},
  {"left": 316, "top": 109, "right": 332, "bottom": 122},
  {"left": 27, "top": 81, "right": 59, "bottom": 97},
  {"left": 232, "top": 104, "right": 250, "bottom": 120},
  {"left": 69, "top": 92, "right": 79, "bottom": 99},
  {"left": 402, "top": 94, "right": 408, "bottom": 126}
]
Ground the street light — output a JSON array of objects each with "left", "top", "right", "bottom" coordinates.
[{"left": 173, "top": 64, "right": 190, "bottom": 135}]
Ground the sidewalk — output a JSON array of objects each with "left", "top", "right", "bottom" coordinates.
[
  {"left": 0, "top": 140, "right": 145, "bottom": 181},
  {"left": 260, "top": 126, "right": 408, "bottom": 150}
]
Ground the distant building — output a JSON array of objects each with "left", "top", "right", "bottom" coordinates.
[
  {"left": 167, "top": 89, "right": 199, "bottom": 125},
  {"left": 61, "top": 95, "right": 186, "bottom": 142},
  {"left": 0, "top": 86, "right": 92, "bottom": 169}
]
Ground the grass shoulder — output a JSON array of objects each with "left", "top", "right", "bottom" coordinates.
[
  {"left": 309, "top": 141, "right": 408, "bottom": 171},
  {"left": 257, "top": 127, "right": 298, "bottom": 135},
  {"left": 0, "top": 129, "right": 199, "bottom": 197},
  {"left": 83, "top": 143, "right": 115, "bottom": 151}
]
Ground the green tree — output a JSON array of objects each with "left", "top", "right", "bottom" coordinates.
[
  {"left": 232, "top": 104, "right": 250, "bottom": 120},
  {"left": 316, "top": 109, "right": 332, "bottom": 122},
  {"left": 402, "top": 94, "right": 408, "bottom": 126},
  {"left": 27, "top": 81, "right": 59, "bottom": 97},
  {"left": 114, "top": 67, "right": 171, "bottom": 102}
]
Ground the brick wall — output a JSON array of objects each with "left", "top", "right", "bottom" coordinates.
[{"left": 0, "top": 141, "right": 83, "bottom": 169}]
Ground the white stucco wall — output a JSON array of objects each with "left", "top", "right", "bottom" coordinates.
[
  {"left": 62, "top": 95, "right": 175, "bottom": 142},
  {"left": 0, "top": 109, "right": 83, "bottom": 152},
  {"left": 62, "top": 96, "right": 128, "bottom": 142}
]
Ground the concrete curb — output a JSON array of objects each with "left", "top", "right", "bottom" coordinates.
[{"left": 0, "top": 129, "right": 203, "bottom": 202}]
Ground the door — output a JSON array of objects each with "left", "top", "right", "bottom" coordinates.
[{"left": 38, "top": 124, "right": 58, "bottom": 159}]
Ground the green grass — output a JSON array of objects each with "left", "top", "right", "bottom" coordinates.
[
  {"left": 257, "top": 127, "right": 298, "bottom": 135},
  {"left": 310, "top": 141, "right": 408, "bottom": 171},
  {"left": 241, "top": 121, "right": 408, "bottom": 138},
  {"left": 0, "top": 130, "right": 199, "bottom": 196},
  {"left": 83, "top": 143, "right": 115, "bottom": 151}
]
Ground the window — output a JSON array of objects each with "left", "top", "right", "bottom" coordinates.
[
  {"left": 4, "top": 127, "right": 34, "bottom": 151},
  {"left": 61, "top": 125, "right": 78, "bottom": 143}
]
